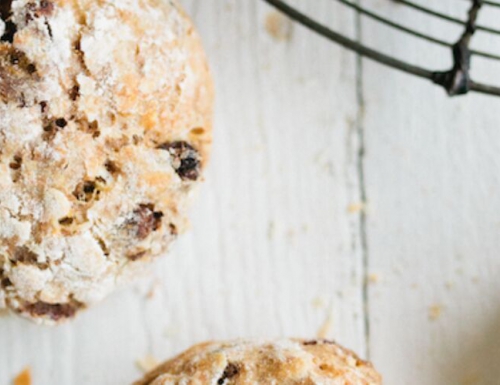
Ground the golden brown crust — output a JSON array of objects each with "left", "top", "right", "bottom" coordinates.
[
  {"left": 135, "top": 339, "right": 382, "bottom": 385},
  {"left": 0, "top": 0, "right": 213, "bottom": 324}
]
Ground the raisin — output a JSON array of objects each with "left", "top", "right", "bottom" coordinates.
[
  {"left": 217, "top": 363, "right": 239, "bottom": 385},
  {"left": 0, "top": 0, "right": 15, "bottom": 43},
  {"left": 55, "top": 118, "right": 67, "bottom": 128},
  {"left": 40, "top": 101, "right": 48, "bottom": 113},
  {"left": 1, "top": 277, "right": 12, "bottom": 288},
  {"left": 59, "top": 217, "right": 74, "bottom": 226},
  {"left": 26, "top": 63, "right": 36, "bottom": 74},
  {"left": 158, "top": 141, "right": 201, "bottom": 181},
  {"left": 26, "top": 0, "right": 54, "bottom": 18},
  {"left": 128, "top": 204, "right": 163, "bottom": 239},
  {"left": 9, "top": 155, "right": 22, "bottom": 170},
  {"left": 24, "top": 301, "right": 82, "bottom": 321},
  {"left": 38, "top": 0, "right": 54, "bottom": 16},
  {"left": 1, "top": 20, "right": 16, "bottom": 43},
  {"left": 0, "top": 0, "right": 13, "bottom": 20}
]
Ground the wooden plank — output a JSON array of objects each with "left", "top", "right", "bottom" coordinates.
[
  {"left": 0, "top": 1, "right": 365, "bottom": 383},
  {"left": 361, "top": 1, "right": 500, "bottom": 384}
]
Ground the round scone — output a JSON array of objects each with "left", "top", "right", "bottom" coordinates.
[
  {"left": 135, "top": 339, "right": 382, "bottom": 385},
  {"left": 0, "top": 0, "right": 213, "bottom": 323}
]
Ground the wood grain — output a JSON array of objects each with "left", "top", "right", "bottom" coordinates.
[
  {"left": 361, "top": 1, "right": 500, "bottom": 384},
  {"left": 2, "top": 1, "right": 499, "bottom": 384}
]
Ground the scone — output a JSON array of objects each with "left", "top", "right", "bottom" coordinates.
[
  {"left": 0, "top": 0, "right": 213, "bottom": 324},
  {"left": 135, "top": 339, "right": 382, "bottom": 385}
]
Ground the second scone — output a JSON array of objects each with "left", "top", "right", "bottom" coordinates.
[
  {"left": 0, "top": 0, "right": 213, "bottom": 324},
  {"left": 135, "top": 339, "right": 382, "bottom": 384}
]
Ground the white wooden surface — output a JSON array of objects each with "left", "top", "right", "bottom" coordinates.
[{"left": 1, "top": 1, "right": 500, "bottom": 384}]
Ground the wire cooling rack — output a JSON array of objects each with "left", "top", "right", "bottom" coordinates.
[{"left": 264, "top": 0, "right": 500, "bottom": 97}]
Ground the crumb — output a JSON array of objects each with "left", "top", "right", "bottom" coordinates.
[
  {"left": 311, "top": 297, "right": 326, "bottom": 309},
  {"left": 348, "top": 202, "right": 365, "bottom": 214},
  {"left": 146, "top": 279, "right": 161, "bottom": 300},
  {"left": 367, "top": 273, "right": 380, "bottom": 284},
  {"left": 445, "top": 281, "right": 454, "bottom": 290},
  {"left": 317, "top": 313, "right": 333, "bottom": 339},
  {"left": 264, "top": 11, "right": 293, "bottom": 41},
  {"left": 428, "top": 305, "right": 444, "bottom": 321},
  {"left": 410, "top": 283, "right": 419, "bottom": 289},
  {"left": 14, "top": 368, "right": 31, "bottom": 385},
  {"left": 136, "top": 355, "right": 160, "bottom": 373},
  {"left": 471, "top": 276, "right": 480, "bottom": 284}
]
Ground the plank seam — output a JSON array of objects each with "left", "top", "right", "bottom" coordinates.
[{"left": 355, "top": 0, "right": 371, "bottom": 360}]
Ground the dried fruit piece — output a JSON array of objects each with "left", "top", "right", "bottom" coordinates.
[
  {"left": 159, "top": 141, "right": 201, "bottom": 181},
  {"left": 24, "top": 301, "right": 83, "bottom": 321},
  {"left": 128, "top": 204, "right": 164, "bottom": 240}
]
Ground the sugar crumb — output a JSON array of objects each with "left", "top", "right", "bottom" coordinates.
[
  {"left": 14, "top": 368, "right": 31, "bottom": 385},
  {"left": 317, "top": 313, "right": 333, "bottom": 339},
  {"left": 348, "top": 202, "right": 365, "bottom": 214},
  {"left": 265, "top": 12, "right": 293, "bottom": 41},
  {"left": 136, "top": 355, "right": 160, "bottom": 373},
  {"left": 428, "top": 304, "right": 444, "bottom": 321},
  {"left": 367, "top": 273, "right": 380, "bottom": 284}
]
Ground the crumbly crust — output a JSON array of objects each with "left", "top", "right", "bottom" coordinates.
[
  {"left": 0, "top": 0, "right": 213, "bottom": 323},
  {"left": 135, "top": 339, "right": 382, "bottom": 385}
]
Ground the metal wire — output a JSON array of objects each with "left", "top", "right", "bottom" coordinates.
[
  {"left": 264, "top": 0, "right": 500, "bottom": 97},
  {"left": 340, "top": 0, "right": 500, "bottom": 61},
  {"left": 478, "top": 0, "right": 500, "bottom": 7},
  {"left": 396, "top": 0, "right": 500, "bottom": 36}
]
